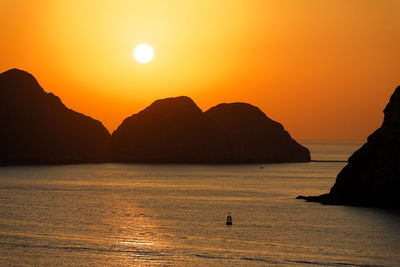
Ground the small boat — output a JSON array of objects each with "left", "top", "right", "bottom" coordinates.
[{"left": 226, "top": 212, "right": 232, "bottom": 225}]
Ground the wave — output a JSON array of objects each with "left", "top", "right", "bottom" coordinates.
[
  {"left": 287, "top": 259, "right": 386, "bottom": 267},
  {"left": 194, "top": 254, "right": 279, "bottom": 264},
  {"left": 194, "top": 254, "right": 232, "bottom": 260},
  {"left": 194, "top": 254, "right": 387, "bottom": 267},
  {"left": 0, "top": 241, "right": 168, "bottom": 256}
]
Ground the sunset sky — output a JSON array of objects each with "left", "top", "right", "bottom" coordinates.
[{"left": 1, "top": 0, "right": 399, "bottom": 140}]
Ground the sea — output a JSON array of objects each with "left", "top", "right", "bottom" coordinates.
[{"left": 1, "top": 141, "right": 400, "bottom": 266}]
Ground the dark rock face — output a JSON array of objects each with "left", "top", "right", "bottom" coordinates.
[
  {"left": 0, "top": 68, "right": 310, "bottom": 165},
  {"left": 111, "top": 96, "right": 233, "bottom": 163},
  {"left": 112, "top": 97, "right": 310, "bottom": 163},
  {"left": 298, "top": 86, "right": 400, "bottom": 208},
  {"left": 205, "top": 103, "right": 310, "bottom": 162},
  {"left": 0, "top": 69, "right": 111, "bottom": 165}
]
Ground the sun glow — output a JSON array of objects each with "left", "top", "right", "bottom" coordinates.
[
  {"left": 134, "top": 44, "right": 154, "bottom": 64},
  {"left": 2, "top": 1, "right": 399, "bottom": 139}
]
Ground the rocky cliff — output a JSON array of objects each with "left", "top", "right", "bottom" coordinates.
[
  {"left": 297, "top": 86, "right": 400, "bottom": 208},
  {"left": 0, "top": 69, "right": 111, "bottom": 165},
  {"left": 111, "top": 96, "right": 233, "bottom": 163},
  {"left": 0, "top": 68, "right": 310, "bottom": 165},
  {"left": 205, "top": 103, "right": 310, "bottom": 162},
  {"left": 112, "top": 97, "right": 310, "bottom": 163}
]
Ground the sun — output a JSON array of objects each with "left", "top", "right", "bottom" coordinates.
[{"left": 134, "top": 44, "right": 154, "bottom": 64}]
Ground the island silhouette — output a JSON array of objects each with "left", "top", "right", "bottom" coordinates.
[
  {"left": 0, "top": 69, "right": 310, "bottom": 165},
  {"left": 0, "top": 69, "right": 111, "bottom": 165},
  {"left": 2, "top": 68, "right": 400, "bottom": 210},
  {"left": 112, "top": 96, "right": 310, "bottom": 163},
  {"left": 205, "top": 102, "right": 310, "bottom": 162},
  {"left": 298, "top": 86, "right": 400, "bottom": 208}
]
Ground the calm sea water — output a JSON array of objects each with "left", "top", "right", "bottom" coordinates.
[{"left": 1, "top": 141, "right": 400, "bottom": 266}]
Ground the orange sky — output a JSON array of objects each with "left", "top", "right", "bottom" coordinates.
[{"left": 1, "top": 0, "right": 399, "bottom": 140}]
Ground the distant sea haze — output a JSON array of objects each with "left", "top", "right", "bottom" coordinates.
[{"left": 0, "top": 69, "right": 309, "bottom": 165}]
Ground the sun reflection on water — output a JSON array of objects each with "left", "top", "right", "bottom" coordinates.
[{"left": 99, "top": 194, "right": 170, "bottom": 265}]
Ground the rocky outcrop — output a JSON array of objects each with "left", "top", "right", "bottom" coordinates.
[
  {"left": 0, "top": 69, "right": 111, "bottom": 165},
  {"left": 205, "top": 103, "right": 310, "bottom": 162},
  {"left": 112, "top": 97, "right": 310, "bottom": 163},
  {"left": 298, "top": 86, "right": 400, "bottom": 208},
  {"left": 111, "top": 96, "right": 233, "bottom": 163},
  {"left": 0, "top": 68, "right": 310, "bottom": 165}
]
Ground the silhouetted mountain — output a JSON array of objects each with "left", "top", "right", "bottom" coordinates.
[
  {"left": 297, "top": 86, "right": 400, "bottom": 208},
  {"left": 0, "top": 69, "right": 310, "bottom": 165},
  {"left": 111, "top": 96, "right": 233, "bottom": 163},
  {"left": 205, "top": 103, "right": 310, "bottom": 162},
  {"left": 112, "top": 97, "right": 310, "bottom": 163},
  {"left": 0, "top": 69, "right": 111, "bottom": 165}
]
